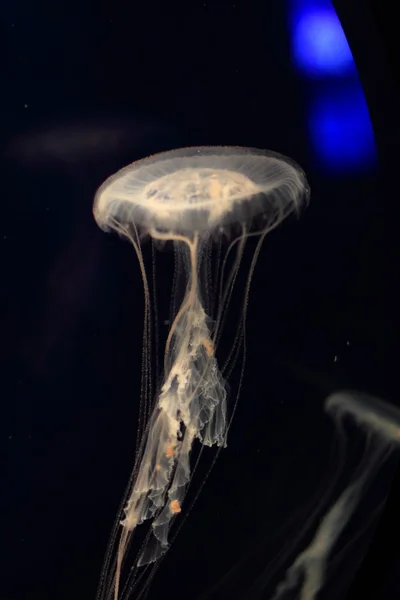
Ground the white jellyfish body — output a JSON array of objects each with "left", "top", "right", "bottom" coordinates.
[
  {"left": 93, "top": 146, "right": 309, "bottom": 600},
  {"left": 94, "top": 146, "right": 308, "bottom": 236}
]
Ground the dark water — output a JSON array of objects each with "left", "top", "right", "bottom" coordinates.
[{"left": 2, "top": 1, "right": 398, "bottom": 599}]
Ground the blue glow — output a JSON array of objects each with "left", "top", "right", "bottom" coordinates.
[
  {"left": 289, "top": 0, "right": 355, "bottom": 76},
  {"left": 308, "top": 84, "right": 377, "bottom": 173}
]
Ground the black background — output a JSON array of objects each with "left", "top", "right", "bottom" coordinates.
[{"left": 2, "top": 1, "right": 399, "bottom": 599}]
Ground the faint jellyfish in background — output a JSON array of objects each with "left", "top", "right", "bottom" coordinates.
[
  {"left": 93, "top": 146, "right": 310, "bottom": 600},
  {"left": 272, "top": 391, "right": 400, "bottom": 600},
  {"left": 199, "top": 390, "right": 400, "bottom": 600}
]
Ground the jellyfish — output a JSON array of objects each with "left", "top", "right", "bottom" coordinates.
[
  {"left": 271, "top": 390, "right": 400, "bottom": 600},
  {"left": 197, "top": 390, "right": 400, "bottom": 600},
  {"left": 93, "top": 146, "right": 310, "bottom": 600}
]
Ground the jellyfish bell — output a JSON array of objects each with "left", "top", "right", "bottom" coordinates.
[
  {"left": 93, "top": 146, "right": 309, "bottom": 600},
  {"left": 93, "top": 146, "right": 309, "bottom": 242}
]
